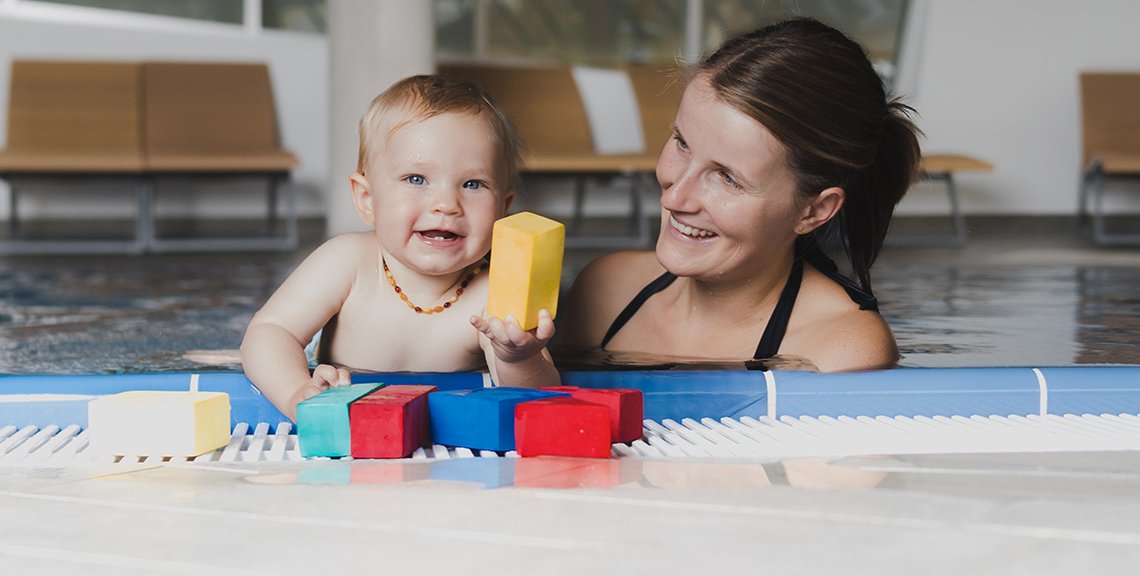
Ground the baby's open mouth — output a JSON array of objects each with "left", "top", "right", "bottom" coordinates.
[{"left": 419, "top": 229, "right": 461, "bottom": 241}]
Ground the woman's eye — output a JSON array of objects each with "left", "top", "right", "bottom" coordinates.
[
  {"left": 406, "top": 174, "right": 425, "bottom": 185},
  {"left": 462, "top": 180, "right": 484, "bottom": 190},
  {"left": 674, "top": 135, "right": 689, "bottom": 151},
  {"left": 719, "top": 170, "right": 740, "bottom": 188}
]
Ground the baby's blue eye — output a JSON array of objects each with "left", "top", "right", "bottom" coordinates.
[
  {"left": 406, "top": 174, "right": 425, "bottom": 185},
  {"left": 463, "top": 180, "right": 484, "bottom": 190}
]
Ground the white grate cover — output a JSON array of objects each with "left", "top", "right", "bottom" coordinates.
[{"left": 3, "top": 413, "right": 1140, "bottom": 468}]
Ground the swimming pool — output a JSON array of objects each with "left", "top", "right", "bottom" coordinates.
[{"left": 3, "top": 250, "right": 1140, "bottom": 373}]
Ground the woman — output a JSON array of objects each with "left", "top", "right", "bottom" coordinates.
[{"left": 558, "top": 18, "right": 921, "bottom": 372}]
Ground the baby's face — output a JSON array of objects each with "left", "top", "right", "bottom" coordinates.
[{"left": 364, "top": 111, "right": 514, "bottom": 277}]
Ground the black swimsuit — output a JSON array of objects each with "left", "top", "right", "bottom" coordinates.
[{"left": 599, "top": 247, "right": 878, "bottom": 360}]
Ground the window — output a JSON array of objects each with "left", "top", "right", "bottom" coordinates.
[
  {"left": 262, "top": 0, "right": 326, "bottom": 33},
  {"left": 435, "top": 0, "right": 686, "bottom": 66},
  {"left": 31, "top": 0, "right": 243, "bottom": 24},
  {"left": 435, "top": 0, "right": 909, "bottom": 86},
  {"left": 703, "top": 0, "right": 908, "bottom": 86},
  {"left": 24, "top": 0, "right": 328, "bottom": 33}
]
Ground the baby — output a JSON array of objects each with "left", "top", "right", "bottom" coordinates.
[{"left": 241, "top": 75, "right": 559, "bottom": 421}]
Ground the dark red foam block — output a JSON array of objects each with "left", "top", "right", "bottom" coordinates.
[
  {"left": 350, "top": 385, "right": 437, "bottom": 458},
  {"left": 515, "top": 397, "right": 612, "bottom": 459},
  {"left": 540, "top": 386, "right": 644, "bottom": 443}
]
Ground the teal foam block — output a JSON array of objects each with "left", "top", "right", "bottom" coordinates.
[
  {"left": 297, "top": 384, "right": 384, "bottom": 458},
  {"left": 427, "top": 388, "right": 569, "bottom": 451}
]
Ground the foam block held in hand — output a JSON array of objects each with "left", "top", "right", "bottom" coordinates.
[
  {"left": 486, "top": 211, "right": 565, "bottom": 331},
  {"left": 427, "top": 387, "right": 569, "bottom": 451},
  {"left": 87, "top": 391, "right": 230, "bottom": 457},
  {"left": 297, "top": 383, "right": 383, "bottom": 458},
  {"left": 350, "top": 384, "right": 437, "bottom": 459},
  {"left": 515, "top": 397, "right": 612, "bottom": 458},
  {"left": 541, "top": 386, "right": 644, "bottom": 443}
]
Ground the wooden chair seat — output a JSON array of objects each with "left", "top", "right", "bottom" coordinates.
[
  {"left": 0, "top": 152, "right": 146, "bottom": 173},
  {"left": 145, "top": 152, "right": 297, "bottom": 173},
  {"left": 1092, "top": 150, "right": 1140, "bottom": 174}
]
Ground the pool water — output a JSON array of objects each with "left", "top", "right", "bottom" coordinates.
[{"left": 3, "top": 248, "right": 1140, "bottom": 374}]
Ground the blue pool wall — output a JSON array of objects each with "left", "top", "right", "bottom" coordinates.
[{"left": 2, "top": 367, "right": 1139, "bottom": 432}]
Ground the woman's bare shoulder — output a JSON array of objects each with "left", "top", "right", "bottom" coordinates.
[
  {"left": 558, "top": 250, "right": 663, "bottom": 348},
  {"left": 577, "top": 249, "right": 660, "bottom": 283},
  {"left": 792, "top": 267, "right": 899, "bottom": 372}
]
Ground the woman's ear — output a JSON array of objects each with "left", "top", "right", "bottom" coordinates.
[
  {"left": 797, "top": 187, "right": 845, "bottom": 235},
  {"left": 349, "top": 172, "right": 375, "bottom": 226}
]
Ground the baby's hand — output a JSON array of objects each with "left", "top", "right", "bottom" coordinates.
[
  {"left": 471, "top": 309, "right": 555, "bottom": 364},
  {"left": 288, "top": 364, "right": 351, "bottom": 420}
]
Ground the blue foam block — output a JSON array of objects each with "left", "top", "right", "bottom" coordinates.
[
  {"left": 427, "top": 387, "right": 569, "bottom": 451},
  {"left": 296, "top": 383, "right": 384, "bottom": 458}
]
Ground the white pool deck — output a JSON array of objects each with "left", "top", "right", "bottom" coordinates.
[{"left": 4, "top": 417, "right": 1140, "bottom": 575}]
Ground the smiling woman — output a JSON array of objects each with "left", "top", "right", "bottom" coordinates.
[{"left": 556, "top": 18, "right": 922, "bottom": 373}]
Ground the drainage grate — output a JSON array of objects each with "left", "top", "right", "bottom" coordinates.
[{"left": 3, "top": 413, "right": 1140, "bottom": 468}]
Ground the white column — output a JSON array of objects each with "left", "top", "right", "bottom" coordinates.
[{"left": 326, "top": 0, "right": 435, "bottom": 236}]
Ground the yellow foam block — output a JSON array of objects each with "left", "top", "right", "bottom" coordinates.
[
  {"left": 487, "top": 211, "right": 565, "bottom": 331},
  {"left": 87, "top": 391, "right": 231, "bottom": 457}
]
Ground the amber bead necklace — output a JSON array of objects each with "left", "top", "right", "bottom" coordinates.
[{"left": 382, "top": 256, "right": 482, "bottom": 314}]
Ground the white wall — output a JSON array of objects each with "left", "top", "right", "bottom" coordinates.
[
  {"left": 326, "top": 0, "right": 434, "bottom": 236},
  {"left": 898, "top": 0, "right": 1140, "bottom": 216},
  {"left": 0, "top": 5, "right": 328, "bottom": 221}
]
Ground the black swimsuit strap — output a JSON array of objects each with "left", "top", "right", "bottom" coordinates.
[
  {"left": 599, "top": 261, "right": 802, "bottom": 360},
  {"left": 801, "top": 245, "right": 879, "bottom": 312},
  {"left": 600, "top": 271, "right": 677, "bottom": 349},
  {"left": 598, "top": 241, "right": 877, "bottom": 359},
  {"left": 753, "top": 257, "right": 803, "bottom": 359}
]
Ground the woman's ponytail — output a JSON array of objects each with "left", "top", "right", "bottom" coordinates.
[{"left": 842, "top": 99, "right": 922, "bottom": 294}]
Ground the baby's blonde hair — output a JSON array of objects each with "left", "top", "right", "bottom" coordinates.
[{"left": 357, "top": 74, "right": 524, "bottom": 186}]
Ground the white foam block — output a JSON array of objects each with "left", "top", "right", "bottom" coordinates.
[{"left": 87, "top": 391, "right": 231, "bottom": 457}]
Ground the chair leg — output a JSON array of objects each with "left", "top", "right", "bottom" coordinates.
[
  {"left": 7, "top": 178, "right": 18, "bottom": 238},
  {"left": 134, "top": 178, "right": 153, "bottom": 254},
  {"left": 945, "top": 173, "right": 966, "bottom": 246},
  {"left": 267, "top": 174, "right": 279, "bottom": 233},
  {"left": 1092, "top": 168, "right": 1109, "bottom": 245},
  {"left": 283, "top": 175, "right": 298, "bottom": 249},
  {"left": 1077, "top": 169, "right": 1090, "bottom": 232},
  {"left": 570, "top": 175, "right": 587, "bottom": 235}
]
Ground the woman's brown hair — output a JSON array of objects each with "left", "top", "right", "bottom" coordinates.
[{"left": 699, "top": 17, "right": 921, "bottom": 294}]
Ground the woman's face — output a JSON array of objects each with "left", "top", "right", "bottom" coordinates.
[{"left": 655, "top": 74, "right": 804, "bottom": 282}]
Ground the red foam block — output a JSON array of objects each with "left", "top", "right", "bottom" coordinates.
[
  {"left": 515, "top": 397, "right": 612, "bottom": 459},
  {"left": 350, "top": 385, "right": 437, "bottom": 459},
  {"left": 540, "top": 386, "right": 644, "bottom": 443}
]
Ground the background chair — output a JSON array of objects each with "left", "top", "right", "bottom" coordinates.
[{"left": 1079, "top": 72, "right": 1140, "bottom": 245}]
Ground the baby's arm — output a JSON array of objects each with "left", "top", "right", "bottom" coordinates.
[
  {"left": 472, "top": 310, "right": 561, "bottom": 389},
  {"left": 241, "top": 235, "right": 361, "bottom": 421}
]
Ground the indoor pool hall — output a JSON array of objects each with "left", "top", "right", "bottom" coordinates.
[{"left": 4, "top": 1, "right": 1140, "bottom": 575}]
